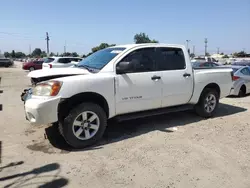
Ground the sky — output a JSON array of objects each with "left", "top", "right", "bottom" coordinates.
[{"left": 0, "top": 0, "right": 249, "bottom": 55}]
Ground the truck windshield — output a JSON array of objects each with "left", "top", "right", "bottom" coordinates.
[{"left": 76, "top": 47, "right": 126, "bottom": 71}]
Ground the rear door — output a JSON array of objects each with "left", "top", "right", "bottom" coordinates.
[
  {"left": 155, "top": 47, "right": 194, "bottom": 107},
  {"left": 34, "top": 60, "right": 44, "bottom": 69},
  {"left": 240, "top": 67, "right": 250, "bottom": 93},
  {"left": 42, "top": 58, "right": 55, "bottom": 69}
]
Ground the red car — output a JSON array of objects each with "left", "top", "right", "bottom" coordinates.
[{"left": 22, "top": 59, "right": 44, "bottom": 71}]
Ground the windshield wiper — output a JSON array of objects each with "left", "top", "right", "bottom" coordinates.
[{"left": 76, "top": 65, "right": 99, "bottom": 72}]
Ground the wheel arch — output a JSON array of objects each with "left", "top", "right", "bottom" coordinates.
[
  {"left": 58, "top": 92, "right": 110, "bottom": 122},
  {"left": 198, "top": 83, "right": 221, "bottom": 102}
]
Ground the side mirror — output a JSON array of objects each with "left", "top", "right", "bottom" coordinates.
[{"left": 116, "top": 61, "right": 134, "bottom": 74}]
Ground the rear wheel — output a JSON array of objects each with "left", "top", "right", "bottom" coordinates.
[
  {"left": 195, "top": 88, "right": 219, "bottom": 118},
  {"left": 61, "top": 102, "right": 107, "bottom": 148},
  {"left": 238, "top": 85, "right": 246, "bottom": 97}
]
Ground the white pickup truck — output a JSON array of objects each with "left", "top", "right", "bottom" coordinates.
[{"left": 21, "top": 43, "right": 233, "bottom": 148}]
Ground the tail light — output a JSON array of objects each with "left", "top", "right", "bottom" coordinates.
[
  {"left": 48, "top": 64, "right": 52, "bottom": 68},
  {"left": 233, "top": 76, "right": 240, "bottom": 81},
  {"left": 230, "top": 71, "right": 234, "bottom": 81}
]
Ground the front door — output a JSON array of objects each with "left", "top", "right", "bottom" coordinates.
[
  {"left": 115, "top": 47, "right": 162, "bottom": 115},
  {"left": 155, "top": 47, "right": 194, "bottom": 107}
]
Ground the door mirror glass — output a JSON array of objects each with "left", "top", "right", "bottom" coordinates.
[{"left": 116, "top": 61, "right": 134, "bottom": 74}]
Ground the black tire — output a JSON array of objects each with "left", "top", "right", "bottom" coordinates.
[
  {"left": 29, "top": 67, "right": 35, "bottom": 71},
  {"left": 31, "top": 78, "right": 37, "bottom": 86},
  {"left": 238, "top": 85, "right": 246, "bottom": 97},
  {"left": 195, "top": 88, "right": 219, "bottom": 118},
  {"left": 61, "top": 102, "right": 107, "bottom": 148}
]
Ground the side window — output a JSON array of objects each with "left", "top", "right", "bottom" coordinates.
[
  {"left": 119, "top": 48, "right": 156, "bottom": 73},
  {"left": 241, "top": 68, "right": 250, "bottom": 75},
  {"left": 58, "top": 58, "right": 71, "bottom": 64},
  {"left": 156, "top": 47, "right": 186, "bottom": 71}
]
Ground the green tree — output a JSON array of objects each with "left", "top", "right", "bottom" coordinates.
[
  {"left": 91, "top": 43, "right": 116, "bottom": 53},
  {"left": 86, "top": 52, "right": 93, "bottom": 57},
  {"left": 222, "top": 55, "right": 229, "bottom": 58},
  {"left": 11, "top": 50, "right": 16, "bottom": 58},
  {"left": 32, "top": 48, "right": 42, "bottom": 57},
  {"left": 71, "top": 52, "right": 79, "bottom": 57},
  {"left": 82, "top": 54, "right": 87, "bottom": 58},
  {"left": 15, "top": 52, "right": 26, "bottom": 58},
  {"left": 134, "top": 32, "right": 159, "bottom": 44},
  {"left": 41, "top": 51, "right": 47, "bottom": 57},
  {"left": 50, "top": 52, "right": 55, "bottom": 57},
  {"left": 233, "top": 51, "right": 247, "bottom": 57},
  {"left": 4, "top": 52, "right": 10, "bottom": 58},
  {"left": 62, "top": 52, "right": 72, "bottom": 56}
]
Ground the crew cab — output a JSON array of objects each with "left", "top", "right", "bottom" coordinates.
[{"left": 21, "top": 44, "right": 233, "bottom": 148}]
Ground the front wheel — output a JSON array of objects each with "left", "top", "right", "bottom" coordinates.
[
  {"left": 61, "top": 103, "right": 107, "bottom": 148},
  {"left": 195, "top": 88, "right": 219, "bottom": 118}
]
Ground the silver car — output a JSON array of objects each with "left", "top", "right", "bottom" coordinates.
[{"left": 230, "top": 66, "right": 250, "bottom": 97}]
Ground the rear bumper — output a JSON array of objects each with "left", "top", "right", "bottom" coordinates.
[
  {"left": 229, "top": 87, "right": 238, "bottom": 96},
  {"left": 24, "top": 96, "right": 61, "bottom": 126}
]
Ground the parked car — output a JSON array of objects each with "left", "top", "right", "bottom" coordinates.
[
  {"left": 22, "top": 59, "right": 44, "bottom": 71},
  {"left": 0, "top": 57, "right": 14, "bottom": 67},
  {"left": 192, "top": 61, "right": 220, "bottom": 68},
  {"left": 229, "top": 65, "right": 250, "bottom": 97},
  {"left": 231, "top": 60, "right": 250, "bottom": 66},
  {"left": 42, "top": 57, "right": 82, "bottom": 69},
  {"left": 21, "top": 43, "right": 233, "bottom": 148},
  {"left": 191, "top": 56, "right": 217, "bottom": 63}
]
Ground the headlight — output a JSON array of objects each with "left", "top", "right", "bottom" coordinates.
[{"left": 33, "top": 81, "right": 62, "bottom": 96}]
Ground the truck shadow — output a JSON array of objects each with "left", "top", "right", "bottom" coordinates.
[
  {"left": 45, "top": 103, "right": 247, "bottom": 152},
  {"left": 0, "top": 162, "right": 68, "bottom": 188}
]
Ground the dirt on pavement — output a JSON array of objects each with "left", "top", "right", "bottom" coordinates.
[{"left": 0, "top": 62, "right": 250, "bottom": 188}]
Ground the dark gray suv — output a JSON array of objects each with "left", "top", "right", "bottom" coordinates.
[{"left": 0, "top": 57, "right": 14, "bottom": 67}]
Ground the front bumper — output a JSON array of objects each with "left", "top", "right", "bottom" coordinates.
[{"left": 21, "top": 89, "right": 61, "bottom": 125}]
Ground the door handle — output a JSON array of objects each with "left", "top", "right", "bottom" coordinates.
[
  {"left": 151, "top": 75, "right": 161, "bottom": 80},
  {"left": 183, "top": 73, "right": 191, "bottom": 77}
]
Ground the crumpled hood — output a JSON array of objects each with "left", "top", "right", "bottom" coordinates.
[{"left": 27, "top": 67, "right": 90, "bottom": 78}]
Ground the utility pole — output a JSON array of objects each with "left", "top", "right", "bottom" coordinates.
[
  {"left": 29, "top": 44, "right": 31, "bottom": 55},
  {"left": 45, "top": 32, "right": 50, "bottom": 57},
  {"left": 193, "top": 45, "right": 195, "bottom": 55},
  {"left": 64, "top": 41, "right": 66, "bottom": 54},
  {"left": 217, "top": 47, "right": 220, "bottom": 54},
  {"left": 186, "top": 40, "right": 191, "bottom": 54},
  {"left": 204, "top": 38, "right": 208, "bottom": 56}
]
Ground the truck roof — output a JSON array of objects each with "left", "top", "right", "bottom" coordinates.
[{"left": 111, "top": 43, "right": 185, "bottom": 49}]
